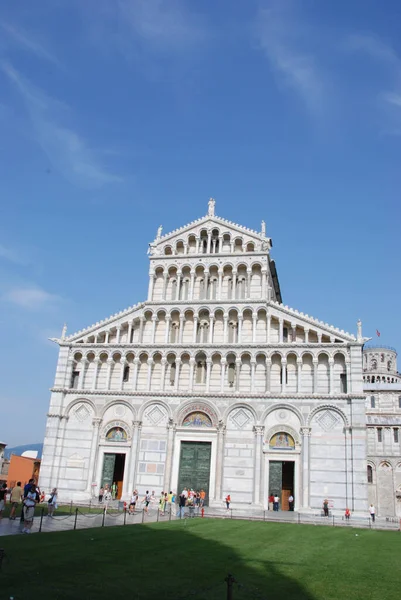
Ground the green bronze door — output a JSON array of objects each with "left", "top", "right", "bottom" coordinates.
[{"left": 177, "top": 442, "right": 212, "bottom": 505}]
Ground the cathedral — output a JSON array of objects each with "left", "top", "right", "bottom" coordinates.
[{"left": 40, "top": 199, "right": 399, "bottom": 515}]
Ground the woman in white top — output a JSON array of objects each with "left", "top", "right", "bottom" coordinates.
[
  {"left": 47, "top": 488, "right": 58, "bottom": 517},
  {"left": 22, "top": 484, "right": 38, "bottom": 534}
]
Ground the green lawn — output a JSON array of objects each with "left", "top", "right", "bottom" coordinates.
[
  {"left": 0, "top": 520, "right": 400, "bottom": 599},
  {"left": 1, "top": 502, "right": 115, "bottom": 518}
]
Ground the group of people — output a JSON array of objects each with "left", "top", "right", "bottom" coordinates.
[
  {"left": 0, "top": 479, "right": 58, "bottom": 533},
  {"left": 268, "top": 493, "right": 294, "bottom": 511},
  {"left": 98, "top": 482, "right": 118, "bottom": 503}
]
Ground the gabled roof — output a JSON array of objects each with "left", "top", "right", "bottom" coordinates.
[{"left": 154, "top": 213, "right": 269, "bottom": 246}]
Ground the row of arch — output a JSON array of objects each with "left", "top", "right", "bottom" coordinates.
[
  {"left": 162, "top": 228, "right": 261, "bottom": 256},
  {"left": 81, "top": 308, "right": 343, "bottom": 346},
  {"left": 65, "top": 397, "right": 349, "bottom": 429},
  {"left": 149, "top": 263, "right": 270, "bottom": 302},
  {"left": 68, "top": 350, "right": 348, "bottom": 395},
  {"left": 363, "top": 375, "right": 400, "bottom": 384}
]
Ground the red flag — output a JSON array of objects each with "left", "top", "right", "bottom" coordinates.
[{"left": 376, "top": 329, "right": 381, "bottom": 337}]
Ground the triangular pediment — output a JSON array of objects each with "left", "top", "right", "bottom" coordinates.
[{"left": 153, "top": 214, "right": 270, "bottom": 248}]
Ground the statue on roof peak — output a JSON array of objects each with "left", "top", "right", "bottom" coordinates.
[
  {"left": 156, "top": 225, "right": 163, "bottom": 240},
  {"left": 61, "top": 323, "right": 67, "bottom": 339},
  {"left": 208, "top": 197, "right": 215, "bottom": 217},
  {"left": 261, "top": 220, "right": 266, "bottom": 237}
]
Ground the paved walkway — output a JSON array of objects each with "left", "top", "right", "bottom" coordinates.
[{"left": 0, "top": 507, "right": 399, "bottom": 537}]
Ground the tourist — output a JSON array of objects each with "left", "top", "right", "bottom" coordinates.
[
  {"left": 178, "top": 491, "right": 186, "bottom": 518},
  {"left": 47, "top": 488, "right": 58, "bottom": 517},
  {"left": 111, "top": 482, "right": 117, "bottom": 500},
  {"left": 9, "top": 481, "right": 23, "bottom": 520},
  {"left": 98, "top": 487, "right": 104, "bottom": 503},
  {"left": 345, "top": 508, "right": 351, "bottom": 521},
  {"left": 225, "top": 494, "right": 231, "bottom": 510},
  {"left": 143, "top": 491, "right": 151, "bottom": 513},
  {"left": 22, "top": 483, "right": 39, "bottom": 534},
  {"left": 288, "top": 494, "right": 294, "bottom": 511},
  {"left": 369, "top": 504, "right": 376, "bottom": 522},
  {"left": 187, "top": 494, "right": 195, "bottom": 518},
  {"left": 159, "top": 491, "right": 166, "bottom": 515},
  {"left": 199, "top": 489, "right": 206, "bottom": 507},
  {"left": 268, "top": 493, "right": 274, "bottom": 511},
  {"left": 323, "top": 499, "right": 329, "bottom": 517},
  {"left": 129, "top": 490, "right": 138, "bottom": 514},
  {"left": 0, "top": 483, "right": 7, "bottom": 520},
  {"left": 273, "top": 494, "right": 279, "bottom": 511},
  {"left": 167, "top": 490, "right": 173, "bottom": 513},
  {"left": 195, "top": 491, "right": 201, "bottom": 512}
]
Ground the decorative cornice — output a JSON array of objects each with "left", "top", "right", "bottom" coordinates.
[{"left": 50, "top": 387, "right": 366, "bottom": 401}]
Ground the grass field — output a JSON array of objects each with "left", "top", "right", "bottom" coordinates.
[
  {"left": 1, "top": 502, "right": 115, "bottom": 518},
  {"left": 0, "top": 519, "right": 400, "bottom": 600}
]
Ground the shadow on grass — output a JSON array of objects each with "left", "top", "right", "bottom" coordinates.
[{"left": 0, "top": 519, "right": 316, "bottom": 600}]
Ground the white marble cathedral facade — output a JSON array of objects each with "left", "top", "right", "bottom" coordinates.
[{"left": 40, "top": 200, "right": 369, "bottom": 513}]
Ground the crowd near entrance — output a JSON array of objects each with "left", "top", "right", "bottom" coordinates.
[
  {"left": 101, "top": 453, "right": 125, "bottom": 500},
  {"left": 269, "top": 460, "right": 294, "bottom": 510},
  {"left": 177, "top": 441, "right": 211, "bottom": 506}
]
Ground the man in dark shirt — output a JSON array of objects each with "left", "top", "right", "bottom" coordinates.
[{"left": 20, "top": 479, "right": 35, "bottom": 524}]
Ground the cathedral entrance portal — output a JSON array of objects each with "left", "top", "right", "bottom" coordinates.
[
  {"left": 101, "top": 453, "right": 126, "bottom": 500},
  {"left": 269, "top": 460, "right": 294, "bottom": 511},
  {"left": 177, "top": 442, "right": 211, "bottom": 506}
]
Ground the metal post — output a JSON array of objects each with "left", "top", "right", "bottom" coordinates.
[
  {"left": 332, "top": 515, "right": 335, "bottom": 527},
  {"left": 231, "top": 509, "right": 233, "bottom": 519},
  {"left": 169, "top": 506, "right": 172, "bottom": 521},
  {"left": 298, "top": 512, "right": 301, "bottom": 524},
  {"left": 39, "top": 507, "right": 44, "bottom": 533},
  {"left": 124, "top": 508, "right": 127, "bottom": 526},
  {"left": 263, "top": 510, "right": 266, "bottom": 522},
  {"left": 157, "top": 508, "right": 160, "bottom": 522},
  {"left": 142, "top": 509, "right": 145, "bottom": 523},
  {"left": 369, "top": 517, "right": 371, "bottom": 529},
  {"left": 70, "top": 500, "right": 73, "bottom": 515},
  {"left": 74, "top": 507, "right": 78, "bottom": 530},
  {"left": 89, "top": 500, "right": 91, "bottom": 514},
  {"left": 102, "top": 508, "right": 105, "bottom": 527},
  {"left": 225, "top": 574, "right": 236, "bottom": 600}
]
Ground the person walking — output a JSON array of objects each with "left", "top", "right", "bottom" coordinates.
[
  {"left": 47, "top": 488, "right": 58, "bottom": 517},
  {"left": 98, "top": 487, "right": 104, "bottom": 503},
  {"left": 323, "top": 499, "right": 329, "bottom": 517},
  {"left": 273, "top": 494, "right": 279, "bottom": 511},
  {"left": 0, "top": 483, "right": 7, "bottom": 520},
  {"left": 143, "top": 491, "right": 151, "bottom": 513},
  {"left": 178, "top": 492, "right": 186, "bottom": 518},
  {"left": 345, "top": 508, "right": 351, "bottom": 521},
  {"left": 9, "top": 481, "right": 23, "bottom": 520},
  {"left": 369, "top": 504, "right": 376, "bottom": 522},
  {"left": 22, "top": 483, "right": 39, "bottom": 534},
  {"left": 129, "top": 490, "right": 138, "bottom": 514},
  {"left": 288, "top": 494, "right": 294, "bottom": 511},
  {"left": 268, "top": 494, "right": 274, "bottom": 511},
  {"left": 225, "top": 494, "right": 231, "bottom": 510},
  {"left": 200, "top": 489, "right": 206, "bottom": 507}
]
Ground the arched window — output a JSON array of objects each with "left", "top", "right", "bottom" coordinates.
[
  {"left": 237, "top": 278, "right": 246, "bottom": 299},
  {"left": 170, "top": 362, "right": 176, "bottom": 386},
  {"left": 367, "top": 465, "right": 373, "bottom": 483},
  {"left": 123, "top": 365, "right": 130, "bottom": 383},
  {"left": 370, "top": 395, "right": 375, "bottom": 409},
  {"left": 181, "top": 279, "right": 189, "bottom": 300},
  {"left": 196, "top": 360, "right": 206, "bottom": 384},
  {"left": 71, "top": 370, "right": 80, "bottom": 389},
  {"left": 227, "top": 363, "right": 236, "bottom": 387}
]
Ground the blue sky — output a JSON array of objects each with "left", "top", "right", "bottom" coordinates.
[{"left": 0, "top": 0, "right": 400, "bottom": 446}]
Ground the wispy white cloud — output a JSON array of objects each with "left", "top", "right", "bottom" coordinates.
[
  {"left": 0, "top": 61, "right": 122, "bottom": 188},
  {"left": 2, "top": 286, "right": 62, "bottom": 310},
  {"left": 254, "top": 3, "right": 325, "bottom": 113},
  {"left": 1, "top": 21, "right": 59, "bottom": 65},
  {"left": 0, "top": 244, "right": 26, "bottom": 265},
  {"left": 346, "top": 33, "right": 401, "bottom": 134},
  {"left": 84, "top": 0, "right": 207, "bottom": 61}
]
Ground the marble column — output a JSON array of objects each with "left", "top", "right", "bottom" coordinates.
[
  {"left": 220, "top": 358, "right": 227, "bottom": 393},
  {"left": 232, "top": 269, "right": 237, "bottom": 300},
  {"left": 146, "top": 358, "right": 153, "bottom": 391},
  {"left": 312, "top": 358, "right": 318, "bottom": 393},
  {"left": 127, "top": 321, "right": 133, "bottom": 344},
  {"left": 189, "top": 358, "right": 195, "bottom": 392},
  {"left": 262, "top": 270, "right": 267, "bottom": 299},
  {"left": 235, "top": 358, "right": 241, "bottom": 393},
  {"left": 116, "top": 326, "right": 121, "bottom": 344},
  {"left": 105, "top": 358, "right": 113, "bottom": 390},
  {"left": 132, "top": 358, "right": 139, "bottom": 391},
  {"left": 265, "top": 358, "right": 271, "bottom": 393},
  {"left": 148, "top": 272, "right": 155, "bottom": 300},
  {"left": 252, "top": 314, "right": 257, "bottom": 343},
  {"left": 193, "top": 316, "right": 198, "bottom": 343},
  {"left": 250, "top": 359, "right": 256, "bottom": 393},
  {"left": 266, "top": 312, "right": 271, "bottom": 344},
  {"left": 165, "top": 315, "right": 171, "bottom": 344},
  {"left": 54, "top": 416, "right": 69, "bottom": 489},
  {"left": 162, "top": 273, "right": 168, "bottom": 301},
  {"left": 247, "top": 269, "right": 252, "bottom": 299},
  {"left": 206, "top": 359, "right": 212, "bottom": 393},
  {"left": 126, "top": 421, "right": 142, "bottom": 494},
  {"left": 279, "top": 319, "right": 284, "bottom": 343},
  {"left": 223, "top": 314, "right": 228, "bottom": 344},
  {"left": 119, "top": 359, "right": 127, "bottom": 390},
  {"left": 329, "top": 357, "right": 334, "bottom": 395},
  {"left": 174, "top": 358, "right": 181, "bottom": 391},
  {"left": 301, "top": 427, "right": 311, "bottom": 508},
  {"left": 304, "top": 328, "right": 309, "bottom": 343},
  {"left": 164, "top": 419, "right": 176, "bottom": 492},
  {"left": 209, "top": 315, "right": 214, "bottom": 344},
  {"left": 189, "top": 270, "right": 195, "bottom": 300},
  {"left": 297, "top": 358, "right": 302, "bottom": 393},
  {"left": 281, "top": 359, "right": 287, "bottom": 393},
  {"left": 78, "top": 358, "right": 87, "bottom": 389},
  {"left": 218, "top": 269, "right": 223, "bottom": 300},
  {"left": 138, "top": 317, "right": 145, "bottom": 343},
  {"left": 160, "top": 358, "right": 167, "bottom": 392},
  {"left": 86, "top": 418, "right": 102, "bottom": 494},
  {"left": 151, "top": 316, "right": 157, "bottom": 344},
  {"left": 253, "top": 425, "right": 265, "bottom": 504},
  {"left": 237, "top": 316, "right": 243, "bottom": 344},
  {"left": 179, "top": 315, "right": 185, "bottom": 344},
  {"left": 91, "top": 358, "right": 99, "bottom": 391},
  {"left": 214, "top": 422, "right": 226, "bottom": 501}
]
